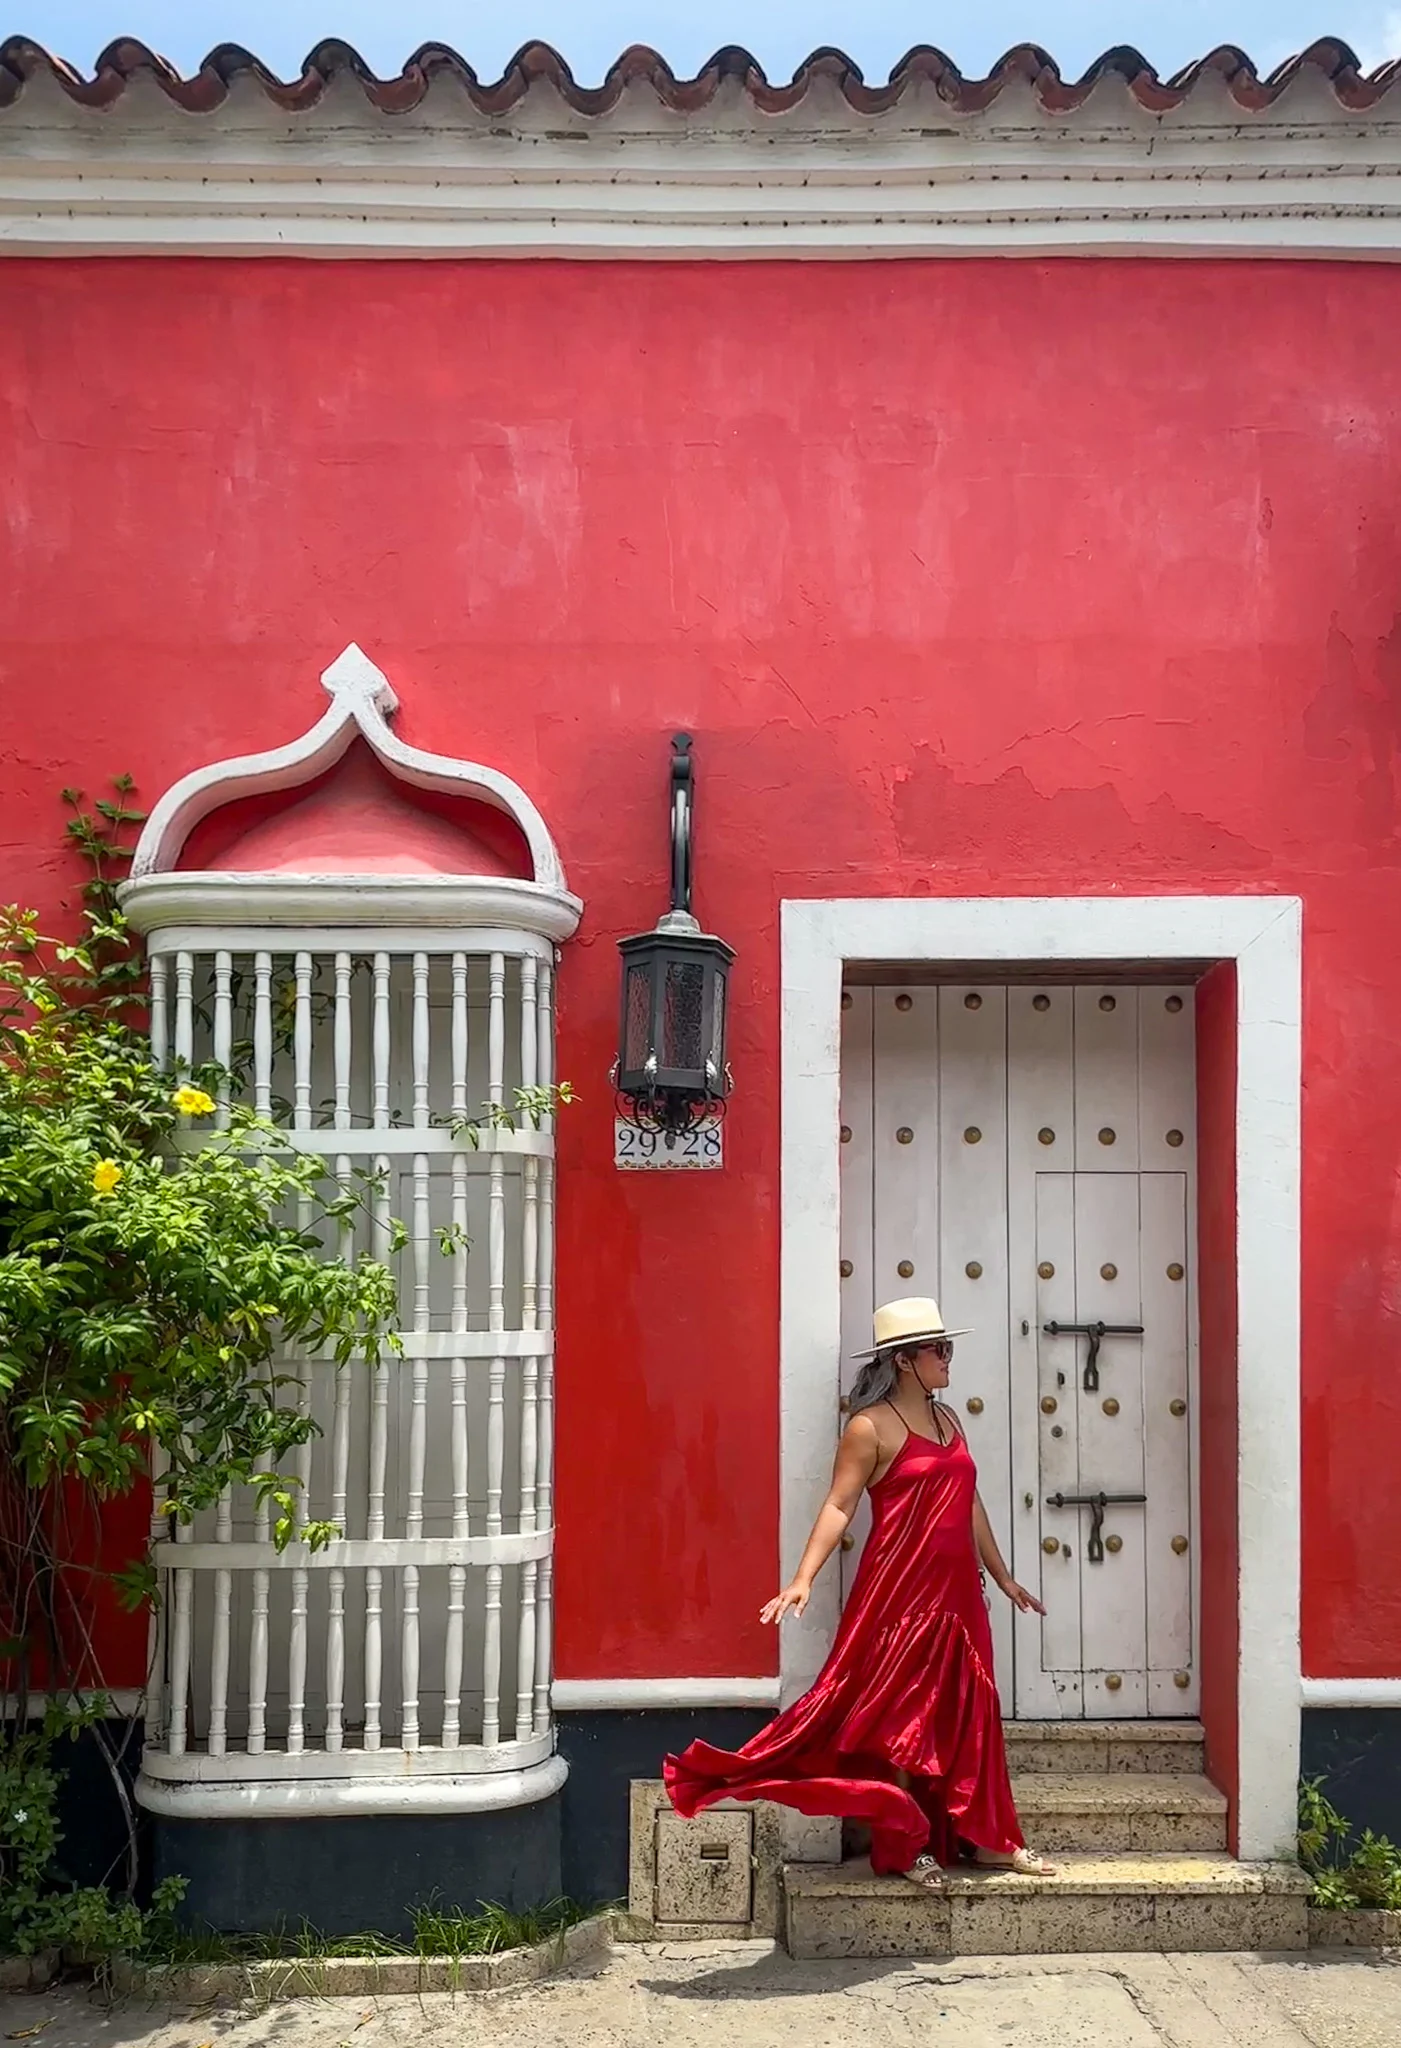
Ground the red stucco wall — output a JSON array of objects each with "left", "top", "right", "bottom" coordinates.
[{"left": 4, "top": 255, "right": 1400, "bottom": 1690}]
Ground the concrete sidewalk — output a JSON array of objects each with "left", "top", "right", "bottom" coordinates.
[{"left": 3, "top": 1942, "right": 1400, "bottom": 2048}]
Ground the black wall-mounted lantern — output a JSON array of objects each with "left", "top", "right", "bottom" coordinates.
[{"left": 612, "top": 734, "right": 735, "bottom": 1138}]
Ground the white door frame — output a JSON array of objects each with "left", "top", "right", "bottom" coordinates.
[{"left": 780, "top": 895, "right": 1301, "bottom": 1862}]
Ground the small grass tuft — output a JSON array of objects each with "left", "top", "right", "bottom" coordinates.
[
  {"left": 410, "top": 1895, "right": 595, "bottom": 1958},
  {"left": 137, "top": 1896, "right": 599, "bottom": 1968}
]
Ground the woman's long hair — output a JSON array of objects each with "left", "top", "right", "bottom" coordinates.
[{"left": 847, "top": 1350, "right": 902, "bottom": 1413}]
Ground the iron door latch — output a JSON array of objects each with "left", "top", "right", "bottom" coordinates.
[
  {"left": 1045, "top": 1490, "right": 1147, "bottom": 1564},
  {"left": 1042, "top": 1319, "right": 1144, "bottom": 1392}
]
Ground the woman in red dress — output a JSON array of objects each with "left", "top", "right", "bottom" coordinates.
[{"left": 664, "top": 1298, "right": 1056, "bottom": 1885}]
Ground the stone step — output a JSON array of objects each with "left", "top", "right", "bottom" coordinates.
[
  {"left": 1003, "top": 1719, "right": 1205, "bottom": 1775},
  {"left": 1013, "top": 1771, "right": 1227, "bottom": 1853},
  {"left": 784, "top": 1853, "right": 1310, "bottom": 1959}
]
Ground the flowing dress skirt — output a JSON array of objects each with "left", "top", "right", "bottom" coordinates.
[{"left": 664, "top": 1425, "right": 1024, "bottom": 1873}]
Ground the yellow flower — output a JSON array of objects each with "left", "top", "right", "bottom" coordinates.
[
  {"left": 92, "top": 1158, "right": 123, "bottom": 1196},
  {"left": 173, "top": 1085, "right": 217, "bottom": 1118}
]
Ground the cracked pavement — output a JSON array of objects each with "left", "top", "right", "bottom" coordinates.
[{"left": 3, "top": 1943, "right": 1400, "bottom": 2048}]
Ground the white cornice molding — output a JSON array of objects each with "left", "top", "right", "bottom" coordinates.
[
  {"left": 121, "top": 874, "right": 583, "bottom": 943},
  {"left": 135, "top": 1753, "right": 568, "bottom": 1818},
  {"left": 552, "top": 1677, "right": 782, "bottom": 1710},
  {"left": 5, "top": 86, "right": 1401, "bottom": 258},
  {"left": 1301, "top": 1678, "right": 1401, "bottom": 1709}
]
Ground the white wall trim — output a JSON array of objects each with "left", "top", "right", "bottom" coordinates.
[
  {"left": 135, "top": 1754, "right": 568, "bottom": 1819},
  {"left": 2, "top": 1688, "right": 143, "bottom": 1719},
  {"left": 122, "top": 878, "right": 582, "bottom": 944},
  {"left": 4, "top": 103, "right": 1401, "bottom": 260},
  {"left": 780, "top": 895, "right": 1302, "bottom": 1863},
  {"left": 139, "top": 1731, "right": 556, "bottom": 1782},
  {"left": 1302, "top": 1678, "right": 1401, "bottom": 1709},
  {"left": 552, "top": 1678, "right": 782, "bottom": 1711}
]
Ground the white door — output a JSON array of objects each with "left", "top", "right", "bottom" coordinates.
[{"left": 839, "top": 982, "right": 1198, "bottom": 1720}]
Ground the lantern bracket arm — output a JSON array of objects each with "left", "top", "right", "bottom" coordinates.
[{"left": 669, "top": 731, "right": 693, "bottom": 919}]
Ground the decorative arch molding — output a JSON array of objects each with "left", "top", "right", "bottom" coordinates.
[{"left": 122, "top": 643, "right": 580, "bottom": 943}]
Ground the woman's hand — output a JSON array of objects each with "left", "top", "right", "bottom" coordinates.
[
  {"left": 760, "top": 1579, "right": 812, "bottom": 1625},
  {"left": 998, "top": 1578, "right": 1047, "bottom": 1615}
]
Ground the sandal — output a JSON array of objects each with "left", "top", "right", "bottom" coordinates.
[
  {"left": 903, "top": 1853, "right": 947, "bottom": 1890},
  {"left": 972, "top": 1847, "right": 1058, "bottom": 1876}
]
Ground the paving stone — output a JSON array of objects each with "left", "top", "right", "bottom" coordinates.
[{"left": 8, "top": 1946, "right": 1401, "bottom": 2047}]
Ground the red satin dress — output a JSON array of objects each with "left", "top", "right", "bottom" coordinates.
[{"left": 664, "top": 1411, "right": 1024, "bottom": 1873}]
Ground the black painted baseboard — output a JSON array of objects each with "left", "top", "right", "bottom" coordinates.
[
  {"left": 64, "top": 1702, "right": 1398, "bottom": 1936},
  {"left": 555, "top": 1706, "right": 768, "bottom": 1906},
  {"left": 151, "top": 1797, "right": 563, "bottom": 1937},
  {"left": 1301, "top": 1707, "right": 1401, "bottom": 1843},
  {"left": 40, "top": 1703, "right": 770, "bottom": 1933},
  {"left": 36, "top": 1714, "right": 150, "bottom": 1898}
]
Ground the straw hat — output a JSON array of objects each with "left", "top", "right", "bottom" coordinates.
[{"left": 850, "top": 1296, "right": 972, "bottom": 1362}]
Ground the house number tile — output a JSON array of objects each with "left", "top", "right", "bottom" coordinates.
[{"left": 614, "top": 1119, "right": 723, "bottom": 1170}]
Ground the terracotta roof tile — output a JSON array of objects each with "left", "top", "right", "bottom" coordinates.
[{"left": 1, "top": 35, "right": 1399, "bottom": 119}]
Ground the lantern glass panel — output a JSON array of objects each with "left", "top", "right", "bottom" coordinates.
[
  {"left": 663, "top": 958, "right": 706, "bottom": 1073},
  {"left": 709, "top": 970, "right": 726, "bottom": 1080},
  {"left": 624, "top": 962, "right": 653, "bottom": 1071}
]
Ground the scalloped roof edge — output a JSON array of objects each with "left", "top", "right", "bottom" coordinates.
[{"left": 3, "top": 35, "right": 1400, "bottom": 117}]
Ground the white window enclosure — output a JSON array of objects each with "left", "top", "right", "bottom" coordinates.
[{"left": 119, "top": 646, "right": 581, "bottom": 1818}]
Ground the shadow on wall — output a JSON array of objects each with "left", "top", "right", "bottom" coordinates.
[
  {"left": 48, "top": 1715, "right": 151, "bottom": 1899},
  {"left": 1302, "top": 1709, "right": 1401, "bottom": 1844}
]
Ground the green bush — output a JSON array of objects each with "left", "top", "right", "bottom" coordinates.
[
  {"left": 0, "top": 789, "right": 401, "bottom": 1956},
  {"left": 1, "top": 786, "right": 567, "bottom": 1960},
  {"left": 1298, "top": 1776, "right": 1401, "bottom": 1911}
]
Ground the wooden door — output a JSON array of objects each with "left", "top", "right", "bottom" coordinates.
[{"left": 839, "top": 982, "right": 1198, "bottom": 1720}]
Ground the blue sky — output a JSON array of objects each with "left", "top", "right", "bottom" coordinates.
[{"left": 10, "top": 4, "right": 1401, "bottom": 82}]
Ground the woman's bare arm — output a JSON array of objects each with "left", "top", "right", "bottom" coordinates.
[
  {"left": 974, "top": 1489, "right": 1046, "bottom": 1616},
  {"left": 972, "top": 1491, "right": 1011, "bottom": 1585},
  {"left": 760, "top": 1415, "right": 881, "bottom": 1624}
]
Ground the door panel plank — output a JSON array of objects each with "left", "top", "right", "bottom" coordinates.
[
  {"left": 1034, "top": 1171, "right": 1083, "bottom": 1702},
  {"left": 1138, "top": 987, "right": 1197, "bottom": 1175},
  {"left": 936, "top": 986, "right": 1012, "bottom": 1689},
  {"left": 1073, "top": 1171, "right": 1148, "bottom": 1716},
  {"left": 872, "top": 987, "right": 941, "bottom": 1308},
  {"left": 1141, "top": 1171, "right": 1196, "bottom": 1708},
  {"left": 1008, "top": 988, "right": 1076, "bottom": 1717},
  {"left": 839, "top": 989, "right": 876, "bottom": 1599},
  {"left": 1074, "top": 986, "right": 1141, "bottom": 1173}
]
